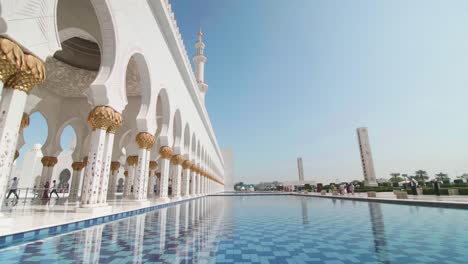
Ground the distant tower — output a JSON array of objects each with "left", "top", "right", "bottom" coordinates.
[
  {"left": 297, "top": 158, "right": 304, "bottom": 182},
  {"left": 193, "top": 28, "right": 208, "bottom": 102},
  {"left": 357, "top": 127, "right": 378, "bottom": 187}
]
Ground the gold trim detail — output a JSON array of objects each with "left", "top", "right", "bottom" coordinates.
[
  {"left": 136, "top": 132, "right": 155, "bottom": 149},
  {"left": 159, "top": 146, "right": 173, "bottom": 160},
  {"left": 6, "top": 54, "right": 45, "bottom": 93},
  {"left": 41, "top": 156, "right": 58, "bottom": 167},
  {"left": 170, "top": 154, "right": 184, "bottom": 165},
  {"left": 127, "top": 155, "right": 138, "bottom": 166},
  {"left": 0, "top": 38, "right": 24, "bottom": 83},
  {"left": 149, "top": 161, "right": 158, "bottom": 170},
  {"left": 110, "top": 161, "right": 120, "bottom": 172},
  {"left": 72, "top": 161, "right": 85, "bottom": 171},
  {"left": 87, "top": 106, "right": 122, "bottom": 131},
  {"left": 182, "top": 160, "right": 192, "bottom": 169}
]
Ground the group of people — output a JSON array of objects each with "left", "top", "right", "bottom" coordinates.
[
  {"left": 41, "top": 180, "right": 60, "bottom": 199},
  {"left": 408, "top": 177, "right": 441, "bottom": 196},
  {"left": 5, "top": 177, "right": 60, "bottom": 200},
  {"left": 329, "top": 183, "right": 355, "bottom": 195}
]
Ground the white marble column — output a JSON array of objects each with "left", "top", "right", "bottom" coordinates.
[
  {"left": 134, "top": 149, "right": 149, "bottom": 201},
  {"left": 170, "top": 154, "right": 184, "bottom": 200},
  {"left": 79, "top": 106, "right": 122, "bottom": 211},
  {"left": 196, "top": 172, "right": 201, "bottom": 195},
  {"left": 125, "top": 156, "right": 138, "bottom": 199},
  {"left": 69, "top": 161, "right": 85, "bottom": 202},
  {"left": 157, "top": 146, "right": 173, "bottom": 203},
  {"left": 97, "top": 132, "right": 115, "bottom": 205},
  {"left": 107, "top": 162, "right": 120, "bottom": 200},
  {"left": 134, "top": 132, "right": 155, "bottom": 203},
  {"left": 181, "top": 160, "right": 191, "bottom": 198},
  {"left": 80, "top": 128, "right": 107, "bottom": 206},
  {"left": 0, "top": 45, "right": 41, "bottom": 203},
  {"left": 190, "top": 167, "right": 197, "bottom": 196},
  {"left": 39, "top": 156, "right": 58, "bottom": 188},
  {"left": 147, "top": 161, "right": 158, "bottom": 199},
  {"left": 123, "top": 170, "right": 130, "bottom": 197}
]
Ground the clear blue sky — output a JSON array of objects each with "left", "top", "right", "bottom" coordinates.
[{"left": 20, "top": 0, "right": 468, "bottom": 184}]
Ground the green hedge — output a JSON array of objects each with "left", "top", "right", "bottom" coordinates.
[{"left": 354, "top": 187, "right": 394, "bottom": 193}]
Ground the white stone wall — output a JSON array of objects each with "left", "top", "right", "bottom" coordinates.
[{"left": 221, "top": 148, "right": 234, "bottom": 191}]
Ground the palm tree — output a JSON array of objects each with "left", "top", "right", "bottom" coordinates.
[
  {"left": 435, "top": 172, "right": 449, "bottom": 182},
  {"left": 390, "top": 173, "right": 400, "bottom": 183},
  {"left": 414, "top": 170, "right": 429, "bottom": 183}
]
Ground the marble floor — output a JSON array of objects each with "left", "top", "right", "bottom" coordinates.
[{"left": 0, "top": 195, "right": 203, "bottom": 237}]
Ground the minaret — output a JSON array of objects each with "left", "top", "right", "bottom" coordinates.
[
  {"left": 357, "top": 127, "right": 378, "bottom": 187},
  {"left": 193, "top": 28, "right": 208, "bottom": 102}
]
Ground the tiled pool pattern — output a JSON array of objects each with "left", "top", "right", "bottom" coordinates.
[{"left": 1, "top": 196, "right": 467, "bottom": 263}]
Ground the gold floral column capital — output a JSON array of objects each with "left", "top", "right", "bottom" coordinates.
[
  {"left": 41, "top": 156, "right": 58, "bottom": 167},
  {"left": 124, "top": 171, "right": 128, "bottom": 177},
  {"left": 110, "top": 161, "right": 121, "bottom": 172},
  {"left": 0, "top": 38, "right": 24, "bottom": 83},
  {"left": 72, "top": 161, "right": 85, "bottom": 171},
  {"left": 127, "top": 155, "right": 138, "bottom": 166},
  {"left": 159, "top": 146, "right": 173, "bottom": 160},
  {"left": 170, "top": 154, "right": 184, "bottom": 165},
  {"left": 136, "top": 132, "right": 155, "bottom": 149},
  {"left": 182, "top": 160, "right": 192, "bottom": 169},
  {"left": 82, "top": 156, "right": 88, "bottom": 166},
  {"left": 19, "top": 113, "right": 30, "bottom": 134},
  {"left": 149, "top": 161, "right": 158, "bottom": 170},
  {"left": 87, "top": 106, "right": 122, "bottom": 131},
  {"left": 6, "top": 54, "right": 45, "bottom": 93}
]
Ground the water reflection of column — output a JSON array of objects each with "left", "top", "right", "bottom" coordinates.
[
  {"left": 190, "top": 198, "right": 196, "bottom": 226},
  {"left": 181, "top": 202, "right": 189, "bottom": 231},
  {"left": 197, "top": 199, "right": 201, "bottom": 222},
  {"left": 174, "top": 204, "right": 180, "bottom": 238},
  {"left": 79, "top": 225, "right": 104, "bottom": 264},
  {"left": 368, "top": 202, "right": 389, "bottom": 263},
  {"left": 132, "top": 214, "right": 146, "bottom": 264},
  {"left": 110, "top": 222, "right": 119, "bottom": 245},
  {"left": 301, "top": 198, "right": 309, "bottom": 225},
  {"left": 159, "top": 207, "right": 167, "bottom": 250},
  {"left": 192, "top": 197, "right": 225, "bottom": 262}
]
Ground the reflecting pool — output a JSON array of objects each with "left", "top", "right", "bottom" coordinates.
[{"left": 1, "top": 196, "right": 467, "bottom": 263}]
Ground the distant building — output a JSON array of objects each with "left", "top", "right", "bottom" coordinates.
[
  {"left": 357, "top": 127, "right": 378, "bottom": 187},
  {"left": 222, "top": 148, "right": 234, "bottom": 191},
  {"left": 282, "top": 180, "right": 316, "bottom": 192},
  {"left": 297, "top": 157, "right": 304, "bottom": 182}
]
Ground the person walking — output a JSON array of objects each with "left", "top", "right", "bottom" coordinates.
[
  {"left": 350, "top": 183, "right": 355, "bottom": 195},
  {"left": 433, "top": 179, "right": 441, "bottom": 196},
  {"left": 42, "top": 181, "right": 50, "bottom": 199},
  {"left": 50, "top": 180, "right": 59, "bottom": 198},
  {"left": 410, "top": 178, "right": 418, "bottom": 195},
  {"left": 6, "top": 177, "right": 19, "bottom": 199}
]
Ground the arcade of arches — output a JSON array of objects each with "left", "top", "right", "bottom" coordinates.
[{"left": 0, "top": 0, "right": 225, "bottom": 212}]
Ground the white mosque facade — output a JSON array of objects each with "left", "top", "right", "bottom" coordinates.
[{"left": 0, "top": 0, "right": 227, "bottom": 211}]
